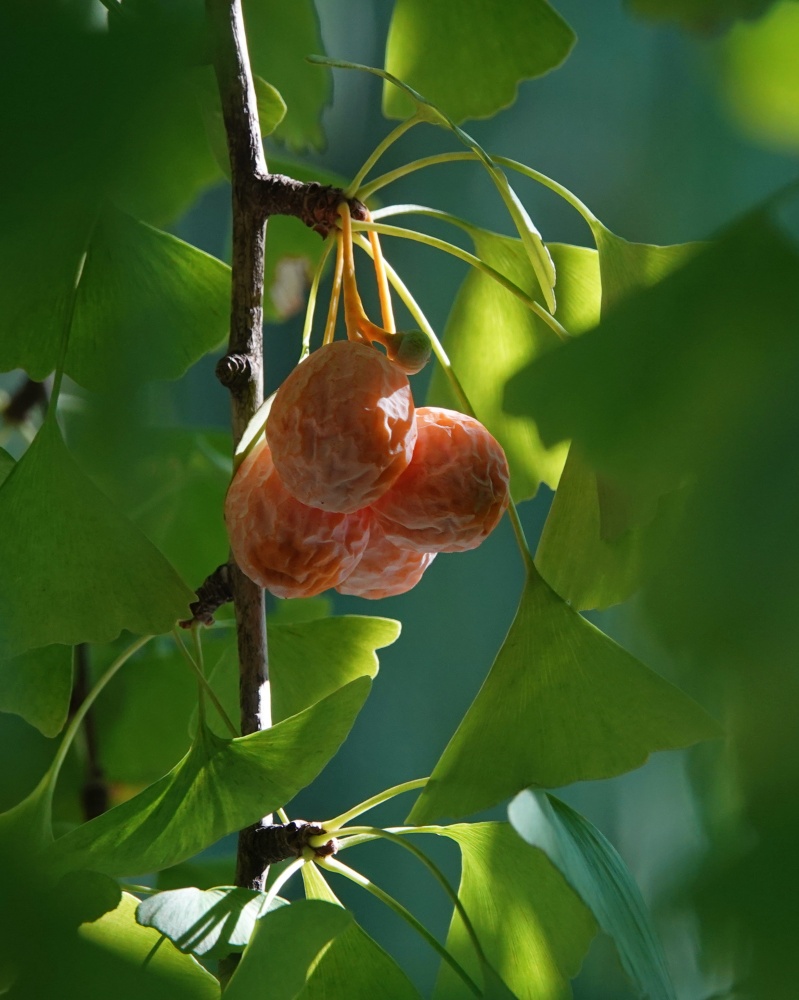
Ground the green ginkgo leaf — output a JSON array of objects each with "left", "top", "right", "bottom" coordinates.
[
  {"left": 409, "top": 572, "right": 720, "bottom": 824},
  {"left": 50, "top": 677, "right": 371, "bottom": 878},
  {"left": 385, "top": 0, "right": 575, "bottom": 123},
  {"left": 427, "top": 822, "right": 596, "bottom": 1000},
  {"left": 0, "top": 417, "right": 193, "bottom": 660},
  {"left": 136, "top": 886, "right": 286, "bottom": 959},
  {"left": 429, "top": 235, "right": 600, "bottom": 499},
  {"left": 224, "top": 900, "right": 353, "bottom": 1000},
  {"left": 0, "top": 448, "right": 13, "bottom": 486},
  {"left": 299, "top": 863, "right": 422, "bottom": 1000},
  {"left": 0, "top": 644, "right": 73, "bottom": 737},
  {"left": 0, "top": 205, "right": 230, "bottom": 391},
  {"left": 509, "top": 790, "right": 676, "bottom": 1000}
]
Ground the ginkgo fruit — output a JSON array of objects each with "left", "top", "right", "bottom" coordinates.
[
  {"left": 225, "top": 437, "right": 370, "bottom": 599},
  {"left": 371, "top": 406, "right": 510, "bottom": 553},
  {"left": 266, "top": 340, "right": 416, "bottom": 514},
  {"left": 336, "top": 518, "right": 436, "bottom": 599}
]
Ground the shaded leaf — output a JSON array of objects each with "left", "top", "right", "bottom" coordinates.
[
  {"left": 200, "top": 71, "right": 288, "bottom": 175},
  {"left": 245, "top": 0, "right": 331, "bottom": 152},
  {"left": 56, "top": 869, "right": 122, "bottom": 927},
  {"left": 157, "top": 857, "right": 236, "bottom": 892},
  {"left": 0, "top": 448, "right": 13, "bottom": 486},
  {"left": 509, "top": 790, "right": 676, "bottom": 1000},
  {"left": 50, "top": 677, "right": 371, "bottom": 878},
  {"left": 0, "top": 205, "right": 230, "bottom": 390},
  {"left": 503, "top": 207, "right": 799, "bottom": 657},
  {"left": 224, "top": 900, "right": 353, "bottom": 1000},
  {"left": 81, "top": 893, "right": 220, "bottom": 999},
  {"left": 429, "top": 822, "right": 596, "bottom": 1000},
  {"left": 0, "top": 644, "right": 73, "bottom": 737},
  {"left": 136, "top": 886, "right": 286, "bottom": 959},
  {"left": 408, "top": 573, "right": 720, "bottom": 824},
  {"left": 385, "top": 0, "right": 575, "bottom": 123},
  {"left": 313, "top": 58, "right": 556, "bottom": 311},
  {"left": 0, "top": 417, "right": 192, "bottom": 660},
  {"left": 300, "top": 863, "right": 422, "bottom": 1000},
  {"left": 626, "top": 0, "right": 777, "bottom": 32},
  {"left": 429, "top": 236, "right": 600, "bottom": 499}
]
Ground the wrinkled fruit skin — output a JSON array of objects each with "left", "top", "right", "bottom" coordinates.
[
  {"left": 225, "top": 438, "right": 370, "bottom": 599},
  {"left": 267, "top": 341, "right": 416, "bottom": 514},
  {"left": 336, "top": 518, "right": 436, "bottom": 600},
  {"left": 371, "top": 406, "right": 510, "bottom": 553}
]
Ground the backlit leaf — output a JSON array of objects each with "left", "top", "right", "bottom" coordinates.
[
  {"left": 429, "top": 822, "right": 596, "bottom": 1000},
  {"left": 385, "top": 0, "right": 575, "bottom": 123},
  {"left": 136, "top": 886, "right": 286, "bottom": 958},
  {"left": 223, "top": 900, "right": 353, "bottom": 1000},
  {"left": 300, "top": 863, "right": 422, "bottom": 1000},
  {"left": 50, "top": 677, "right": 371, "bottom": 878},
  {"left": 509, "top": 790, "right": 676, "bottom": 1000},
  {"left": 408, "top": 573, "right": 720, "bottom": 824},
  {"left": 429, "top": 236, "right": 600, "bottom": 499},
  {"left": 0, "top": 644, "right": 73, "bottom": 737},
  {"left": 0, "top": 418, "right": 192, "bottom": 660}
]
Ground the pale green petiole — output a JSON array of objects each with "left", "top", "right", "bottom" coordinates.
[
  {"left": 352, "top": 233, "right": 535, "bottom": 568},
  {"left": 345, "top": 116, "right": 421, "bottom": 198},
  {"left": 323, "top": 777, "right": 429, "bottom": 831},
  {"left": 172, "top": 627, "right": 238, "bottom": 738},
  {"left": 317, "top": 856, "right": 482, "bottom": 997},
  {"left": 354, "top": 214, "right": 570, "bottom": 343},
  {"left": 262, "top": 855, "right": 305, "bottom": 914},
  {"left": 300, "top": 237, "right": 335, "bottom": 361}
]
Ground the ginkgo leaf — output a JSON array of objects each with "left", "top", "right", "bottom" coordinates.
[
  {"left": 509, "top": 790, "right": 677, "bottom": 1000},
  {"left": 627, "top": 0, "right": 775, "bottom": 32},
  {"left": 385, "top": 0, "right": 575, "bottom": 123},
  {"left": 300, "top": 863, "right": 422, "bottom": 1000},
  {"left": 224, "top": 901, "right": 352, "bottom": 1000},
  {"left": 0, "top": 205, "right": 230, "bottom": 391},
  {"left": 0, "top": 417, "right": 193, "bottom": 660},
  {"left": 311, "top": 57, "right": 556, "bottom": 312},
  {"left": 408, "top": 572, "right": 720, "bottom": 824},
  {"left": 81, "top": 893, "right": 220, "bottom": 999},
  {"left": 426, "top": 822, "right": 596, "bottom": 1000},
  {"left": 429, "top": 235, "right": 600, "bottom": 499},
  {"left": 0, "top": 644, "right": 73, "bottom": 737},
  {"left": 50, "top": 678, "right": 371, "bottom": 878},
  {"left": 0, "top": 448, "right": 13, "bottom": 486},
  {"left": 136, "top": 886, "right": 286, "bottom": 959}
]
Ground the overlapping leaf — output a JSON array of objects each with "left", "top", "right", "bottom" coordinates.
[
  {"left": 299, "top": 863, "right": 422, "bottom": 999},
  {"left": 312, "top": 58, "right": 556, "bottom": 311},
  {"left": 0, "top": 644, "right": 73, "bottom": 737},
  {"left": 627, "top": 0, "right": 776, "bottom": 32},
  {"left": 427, "top": 822, "right": 596, "bottom": 999},
  {"left": 0, "top": 417, "right": 192, "bottom": 660},
  {"left": 223, "top": 902, "right": 353, "bottom": 1000},
  {"left": 429, "top": 234, "right": 600, "bottom": 499},
  {"left": 509, "top": 791, "right": 676, "bottom": 1000},
  {"left": 81, "top": 893, "right": 220, "bottom": 999},
  {"left": 384, "top": 0, "right": 575, "bottom": 123},
  {"left": 409, "top": 573, "right": 720, "bottom": 824},
  {"left": 50, "top": 677, "right": 371, "bottom": 878},
  {"left": 136, "top": 886, "right": 286, "bottom": 959}
]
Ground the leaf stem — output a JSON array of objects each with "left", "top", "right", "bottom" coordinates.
[
  {"left": 323, "top": 778, "right": 429, "bottom": 830},
  {"left": 345, "top": 117, "right": 420, "bottom": 198},
  {"left": 262, "top": 856, "right": 304, "bottom": 913},
  {"left": 322, "top": 231, "right": 344, "bottom": 347},
  {"left": 172, "top": 627, "right": 238, "bottom": 738},
  {"left": 48, "top": 635, "right": 153, "bottom": 793},
  {"left": 300, "top": 237, "right": 334, "bottom": 360},
  {"left": 355, "top": 215, "right": 570, "bottom": 342},
  {"left": 317, "top": 856, "right": 481, "bottom": 997}
]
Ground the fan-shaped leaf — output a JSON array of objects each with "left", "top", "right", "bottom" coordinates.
[
  {"left": 0, "top": 418, "right": 192, "bottom": 660},
  {"left": 0, "top": 644, "right": 73, "bottom": 737},
  {"left": 385, "top": 0, "right": 575, "bottom": 123},
  {"left": 409, "top": 573, "right": 720, "bottom": 824}
]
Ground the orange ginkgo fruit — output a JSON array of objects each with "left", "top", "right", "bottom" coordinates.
[
  {"left": 225, "top": 437, "right": 370, "bottom": 599},
  {"left": 371, "top": 406, "right": 510, "bottom": 553},
  {"left": 336, "top": 517, "right": 436, "bottom": 599},
  {"left": 267, "top": 340, "right": 416, "bottom": 514}
]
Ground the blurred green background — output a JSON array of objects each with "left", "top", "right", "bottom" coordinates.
[{"left": 2, "top": 1, "right": 798, "bottom": 996}]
